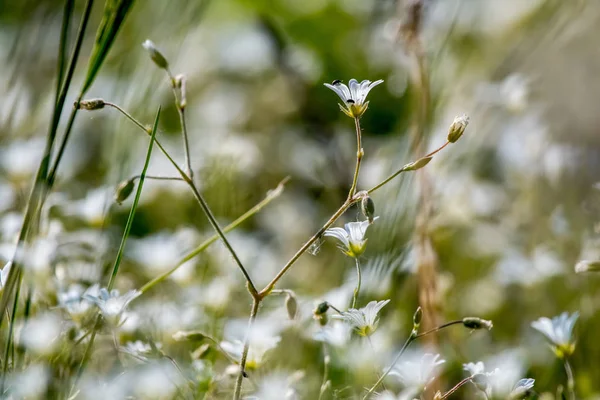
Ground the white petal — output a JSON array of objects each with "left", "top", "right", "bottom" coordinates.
[
  {"left": 348, "top": 79, "right": 360, "bottom": 102},
  {"left": 324, "top": 227, "right": 350, "bottom": 249},
  {"left": 324, "top": 83, "right": 350, "bottom": 102}
]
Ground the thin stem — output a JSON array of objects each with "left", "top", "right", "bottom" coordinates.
[
  {"left": 233, "top": 298, "right": 261, "bottom": 400},
  {"left": 363, "top": 331, "right": 415, "bottom": 399},
  {"left": 352, "top": 258, "right": 361, "bottom": 309},
  {"left": 259, "top": 200, "right": 355, "bottom": 297},
  {"left": 348, "top": 117, "right": 363, "bottom": 200},
  {"left": 1, "top": 272, "right": 21, "bottom": 392},
  {"left": 107, "top": 107, "right": 160, "bottom": 290},
  {"left": 438, "top": 376, "right": 473, "bottom": 400},
  {"left": 362, "top": 319, "right": 464, "bottom": 398},
  {"left": 414, "top": 320, "right": 462, "bottom": 339},
  {"left": 366, "top": 140, "right": 450, "bottom": 195},
  {"left": 168, "top": 72, "right": 193, "bottom": 178},
  {"left": 139, "top": 177, "right": 288, "bottom": 294},
  {"left": 564, "top": 358, "right": 575, "bottom": 400},
  {"left": 103, "top": 102, "right": 259, "bottom": 297},
  {"left": 318, "top": 344, "right": 330, "bottom": 400},
  {"left": 131, "top": 175, "right": 184, "bottom": 182}
]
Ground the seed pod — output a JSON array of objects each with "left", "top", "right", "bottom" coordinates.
[
  {"left": 447, "top": 114, "right": 470, "bottom": 143},
  {"left": 413, "top": 306, "right": 423, "bottom": 329},
  {"left": 78, "top": 98, "right": 105, "bottom": 110},
  {"left": 361, "top": 196, "right": 376, "bottom": 224},
  {"left": 114, "top": 178, "right": 136, "bottom": 205},
  {"left": 462, "top": 317, "right": 493, "bottom": 330},
  {"left": 142, "top": 40, "right": 169, "bottom": 70},
  {"left": 313, "top": 301, "right": 329, "bottom": 316},
  {"left": 285, "top": 291, "right": 298, "bottom": 320},
  {"left": 403, "top": 156, "right": 433, "bottom": 171}
]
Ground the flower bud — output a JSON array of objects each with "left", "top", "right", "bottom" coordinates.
[
  {"left": 403, "top": 156, "right": 433, "bottom": 171},
  {"left": 78, "top": 98, "right": 105, "bottom": 110},
  {"left": 314, "top": 301, "right": 329, "bottom": 316},
  {"left": 142, "top": 40, "right": 169, "bottom": 70},
  {"left": 114, "top": 178, "right": 136, "bottom": 205},
  {"left": 285, "top": 291, "right": 298, "bottom": 320},
  {"left": 462, "top": 317, "right": 493, "bottom": 331},
  {"left": 413, "top": 306, "right": 423, "bottom": 329},
  {"left": 361, "top": 196, "right": 376, "bottom": 224},
  {"left": 447, "top": 114, "right": 469, "bottom": 143},
  {"left": 575, "top": 259, "right": 600, "bottom": 273}
]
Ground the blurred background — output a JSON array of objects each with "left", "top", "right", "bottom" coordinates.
[{"left": 1, "top": 0, "right": 599, "bottom": 398}]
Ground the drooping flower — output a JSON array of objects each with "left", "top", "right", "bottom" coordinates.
[
  {"left": 333, "top": 299, "right": 389, "bottom": 336},
  {"left": 324, "top": 218, "right": 378, "bottom": 258},
  {"left": 84, "top": 287, "right": 141, "bottom": 326},
  {"left": 324, "top": 79, "right": 383, "bottom": 118},
  {"left": 389, "top": 353, "right": 445, "bottom": 396},
  {"left": 531, "top": 311, "right": 578, "bottom": 358}
]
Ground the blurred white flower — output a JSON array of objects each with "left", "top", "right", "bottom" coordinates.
[
  {"left": 324, "top": 79, "right": 384, "bottom": 118},
  {"left": 463, "top": 361, "right": 499, "bottom": 397},
  {"left": 0, "top": 260, "right": 11, "bottom": 289},
  {"left": 133, "top": 363, "right": 181, "bottom": 399},
  {"left": 221, "top": 320, "right": 282, "bottom": 369},
  {"left": 63, "top": 187, "right": 111, "bottom": 227},
  {"left": 389, "top": 353, "right": 445, "bottom": 395},
  {"left": 122, "top": 340, "right": 158, "bottom": 362},
  {"left": 247, "top": 372, "right": 300, "bottom": 400},
  {"left": 324, "top": 218, "right": 378, "bottom": 258},
  {"left": 313, "top": 321, "right": 352, "bottom": 347},
  {"left": 334, "top": 299, "right": 390, "bottom": 337},
  {"left": 85, "top": 288, "right": 141, "bottom": 326},
  {"left": 19, "top": 313, "right": 63, "bottom": 356},
  {"left": 128, "top": 228, "right": 199, "bottom": 281},
  {"left": 531, "top": 311, "right": 578, "bottom": 358},
  {"left": 58, "top": 284, "right": 99, "bottom": 326},
  {"left": 7, "top": 364, "right": 48, "bottom": 399},
  {"left": 0, "top": 138, "right": 45, "bottom": 182}
]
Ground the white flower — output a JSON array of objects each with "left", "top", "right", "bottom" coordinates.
[
  {"left": 324, "top": 217, "right": 378, "bottom": 258},
  {"left": 0, "top": 260, "right": 11, "bottom": 289},
  {"left": 58, "top": 284, "right": 100, "bottom": 325},
  {"left": 531, "top": 311, "right": 578, "bottom": 357},
  {"left": 463, "top": 361, "right": 498, "bottom": 397},
  {"left": 509, "top": 378, "right": 535, "bottom": 399},
  {"left": 333, "top": 299, "right": 389, "bottom": 336},
  {"left": 389, "top": 353, "right": 445, "bottom": 394},
  {"left": 324, "top": 79, "right": 383, "bottom": 118},
  {"left": 220, "top": 335, "right": 281, "bottom": 370},
  {"left": 85, "top": 288, "right": 141, "bottom": 326}
]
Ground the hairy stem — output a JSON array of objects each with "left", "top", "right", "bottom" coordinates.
[
  {"left": 348, "top": 117, "right": 363, "bottom": 200},
  {"left": 564, "top": 358, "right": 575, "bottom": 400},
  {"left": 140, "top": 178, "right": 288, "bottom": 294},
  {"left": 103, "top": 102, "right": 259, "bottom": 297},
  {"left": 233, "top": 298, "right": 261, "bottom": 400},
  {"left": 352, "top": 258, "right": 361, "bottom": 309},
  {"left": 438, "top": 376, "right": 474, "bottom": 400}
]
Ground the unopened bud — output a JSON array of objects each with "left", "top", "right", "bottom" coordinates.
[
  {"left": 361, "top": 196, "right": 376, "bottom": 224},
  {"left": 314, "top": 301, "right": 329, "bottom": 316},
  {"left": 575, "top": 259, "right": 600, "bottom": 273},
  {"left": 142, "top": 40, "right": 169, "bottom": 70},
  {"left": 403, "top": 156, "right": 433, "bottom": 171},
  {"left": 285, "top": 291, "right": 298, "bottom": 320},
  {"left": 462, "top": 317, "right": 493, "bottom": 331},
  {"left": 172, "top": 330, "right": 208, "bottom": 342},
  {"left": 447, "top": 114, "right": 469, "bottom": 143},
  {"left": 78, "top": 98, "right": 105, "bottom": 110},
  {"left": 114, "top": 178, "right": 136, "bottom": 205},
  {"left": 413, "top": 306, "right": 423, "bottom": 329}
]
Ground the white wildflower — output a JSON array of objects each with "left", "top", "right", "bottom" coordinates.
[
  {"left": 531, "top": 311, "right": 578, "bottom": 358},
  {"left": 324, "top": 217, "right": 378, "bottom": 258},
  {"left": 324, "top": 79, "right": 384, "bottom": 118},
  {"left": 333, "top": 299, "right": 389, "bottom": 336}
]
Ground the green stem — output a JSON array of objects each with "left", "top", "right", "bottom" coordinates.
[
  {"left": 0, "top": 272, "right": 21, "bottom": 392},
  {"left": 139, "top": 177, "right": 288, "bottom": 294},
  {"left": 318, "top": 344, "right": 330, "bottom": 400},
  {"left": 352, "top": 258, "right": 361, "bottom": 309},
  {"left": 168, "top": 73, "right": 193, "bottom": 178},
  {"left": 362, "top": 320, "right": 463, "bottom": 398},
  {"left": 107, "top": 107, "right": 161, "bottom": 290},
  {"left": 233, "top": 298, "right": 261, "bottom": 400},
  {"left": 438, "top": 376, "right": 474, "bottom": 400},
  {"left": 348, "top": 117, "right": 363, "bottom": 200},
  {"left": 564, "top": 358, "right": 575, "bottom": 400},
  {"left": 103, "top": 102, "right": 259, "bottom": 297}
]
